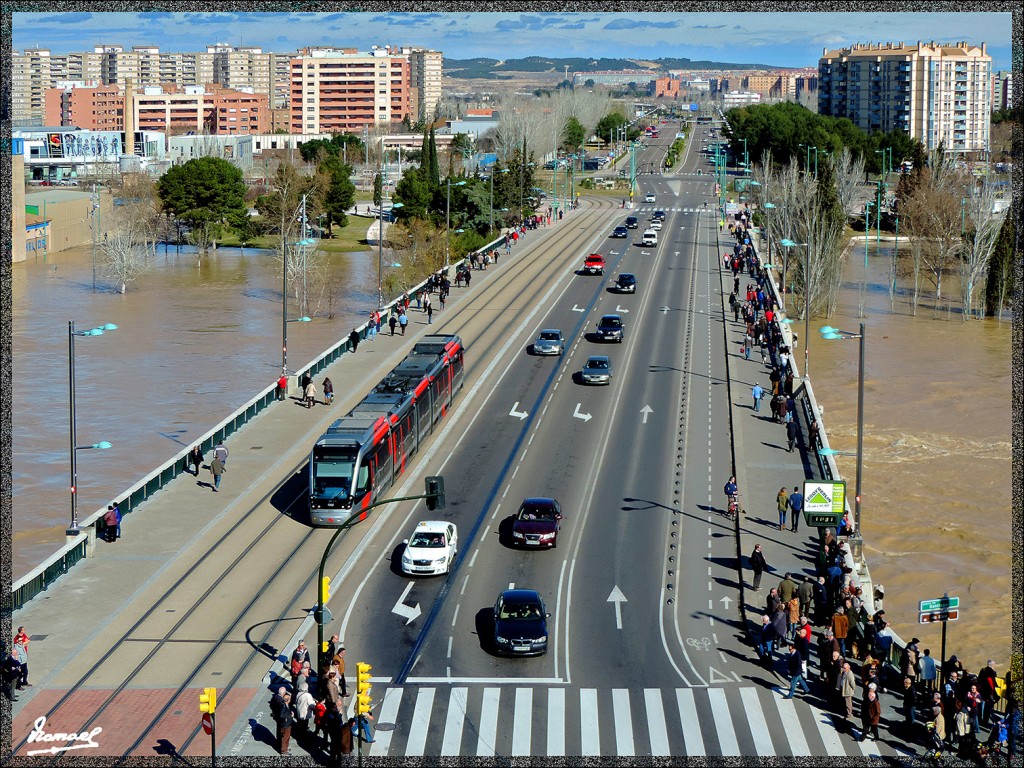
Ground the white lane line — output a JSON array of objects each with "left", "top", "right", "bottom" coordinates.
[
  {"left": 405, "top": 687, "right": 435, "bottom": 756},
  {"left": 773, "top": 694, "right": 811, "bottom": 755},
  {"left": 460, "top": 574, "right": 469, "bottom": 595},
  {"left": 676, "top": 688, "right": 705, "bottom": 756},
  {"left": 644, "top": 688, "right": 670, "bottom": 756},
  {"left": 451, "top": 604, "right": 460, "bottom": 627},
  {"left": 580, "top": 688, "right": 601, "bottom": 756},
  {"left": 481, "top": 524, "right": 491, "bottom": 540},
  {"left": 446, "top": 636, "right": 452, "bottom": 657},
  {"left": 547, "top": 687, "right": 566, "bottom": 756},
  {"left": 441, "top": 687, "right": 468, "bottom": 756},
  {"left": 468, "top": 550, "right": 478, "bottom": 569},
  {"left": 708, "top": 688, "right": 739, "bottom": 755},
  {"left": 612, "top": 688, "right": 635, "bottom": 756},
  {"left": 369, "top": 686, "right": 402, "bottom": 755},
  {"left": 476, "top": 687, "right": 501, "bottom": 756},
  {"left": 512, "top": 687, "right": 533, "bottom": 756},
  {"left": 739, "top": 687, "right": 774, "bottom": 756}
]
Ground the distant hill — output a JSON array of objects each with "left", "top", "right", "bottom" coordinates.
[{"left": 444, "top": 55, "right": 771, "bottom": 79}]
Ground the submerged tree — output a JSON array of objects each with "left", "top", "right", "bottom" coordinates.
[
  {"left": 157, "top": 157, "right": 247, "bottom": 263},
  {"left": 100, "top": 201, "right": 152, "bottom": 293}
]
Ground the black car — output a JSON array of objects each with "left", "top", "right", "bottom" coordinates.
[
  {"left": 596, "top": 314, "right": 624, "bottom": 343},
  {"left": 615, "top": 273, "right": 637, "bottom": 293},
  {"left": 652, "top": 209, "right": 666, "bottom": 222},
  {"left": 493, "top": 589, "right": 549, "bottom": 656},
  {"left": 611, "top": 225, "right": 629, "bottom": 238},
  {"left": 625, "top": 216, "right": 639, "bottom": 229}
]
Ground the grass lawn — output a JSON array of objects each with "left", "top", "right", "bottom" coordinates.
[{"left": 218, "top": 217, "right": 375, "bottom": 254}]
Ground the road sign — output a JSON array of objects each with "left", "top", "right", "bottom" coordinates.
[
  {"left": 804, "top": 481, "right": 846, "bottom": 516},
  {"left": 201, "top": 713, "right": 213, "bottom": 735},
  {"left": 920, "top": 596, "right": 959, "bottom": 612},
  {"left": 690, "top": 103, "right": 699, "bottom": 112},
  {"left": 919, "top": 609, "right": 959, "bottom": 624}
]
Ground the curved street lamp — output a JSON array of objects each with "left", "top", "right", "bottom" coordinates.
[
  {"left": 819, "top": 323, "right": 866, "bottom": 560},
  {"left": 68, "top": 321, "right": 117, "bottom": 536}
]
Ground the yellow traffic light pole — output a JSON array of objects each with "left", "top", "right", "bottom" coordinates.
[
  {"left": 355, "top": 661, "right": 373, "bottom": 767},
  {"left": 315, "top": 477, "right": 446, "bottom": 675},
  {"left": 199, "top": 687, "right": 217, "bottom": 766}
]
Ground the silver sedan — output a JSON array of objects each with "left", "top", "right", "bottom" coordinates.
[{"left": 533, "top": 329, "right": 565, "bottom": 356}]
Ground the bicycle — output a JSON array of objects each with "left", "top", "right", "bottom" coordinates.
[{"left": 726, "top": 494, "right": 739, "bottom": 521}]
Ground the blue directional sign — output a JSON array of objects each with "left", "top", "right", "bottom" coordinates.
[{"left": 689, "top": 103, "right": 700, "bottom": 112}]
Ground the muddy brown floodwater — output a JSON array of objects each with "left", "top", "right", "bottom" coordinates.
[
  {"left": 808, "top": 243, "right": 1011, "bottom": 673},
  {"left": 12, "top": 242, "right": 376, "bottom": 578}
]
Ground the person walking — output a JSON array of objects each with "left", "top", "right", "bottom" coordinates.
[
  {"left": 304, "top": 379, "right": 317, "bottom": 409},
  {"left": 322, "top": 377, "right": 334, "bottom": 406},
  {"left": 786, "top": 419, "right": 800, "bottom": 453},
  {"left": 209, "top": 454, "right": 225, "bottom": 492},
  {"left": 427, "top": 301, "right": 434, "bottom": 325},
  {"left": 399, "top": 311, "right": 408, "bottom": 335},
  {"left": 348, "top": 328, "right": 360, "bottom": 352},
  {"left": 860, "top": 687, "right": 882, "bottom": 741},
  {"left": 776, "top": 486, "right": 789, "bottom": 530},
  {"left": 389, "top": 313, "right": 398, "bottom": 336},
  {"left": 103, "top": 502, "right": 122, "bottom": 542},
  {"left": 752, "top": 382, "right": 764, "bottom": 412},
  {"left": 788, "top": 487, "right": 804, "bottom": 532},
  {"left": 783, "top": 643, "right": 811, "bottom": 698},
  {"left": 758, "top": 614, "right": 777, "bottom": 663},
  {"left": 188, "top": 445, "right": 204, "bottom": 476},
  {"left": 13, "top": 631, "right": 31, "bottom": 690},
  {"left": 798, "top": 575, "right": 815, "bottom": 620},
  {"left": 366, "top": 312, "right": 377, "bottom": 340},
  {"left": 749, "top": 543, "right": 768, "bottom": 592},
  {"left": 214, "top": 440, "right": 229, "bottom": 467}
]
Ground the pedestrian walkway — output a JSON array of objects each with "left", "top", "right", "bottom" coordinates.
[{"left": 237, "top": 683, "right": 915, "bottom": 759}]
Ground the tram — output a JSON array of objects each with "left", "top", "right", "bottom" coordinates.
[{"left": 309, "top": 334, "right": 465, "bottom": 527}]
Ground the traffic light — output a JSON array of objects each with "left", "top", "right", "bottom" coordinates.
[
  {"left": 425, "top": 476, "right": 445, "bottom": 510},
  {"left": 199, "top": 687, "right": 217, "bottom": 714},
  {"left": 356, "top": 662, "right": 372, "bottom": 715},
  {"left": 321, "top": 576, "right": 331, "bottom": 603}
]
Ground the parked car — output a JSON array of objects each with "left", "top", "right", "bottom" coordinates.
[
  {"left": 580, "top": 355, "right": 612, "bottom": 385},
  {"left": 510, "top": 498, "right": 563, "bottom": 548},
  {"left": 596, "top": 314, "right": 624, "bottom": 343},
  {"left": 492, "top": 589, "right": 550, "bottom": 656},
  {"left": 533, "top": 329, "right": 565, "bottom": 356}
]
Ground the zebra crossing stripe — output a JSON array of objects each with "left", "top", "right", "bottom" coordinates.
[
  {"left": 773, "top": 693, "right": 811, "bottom": 755},
  {"left": 708, "top": 688, "right": 739, "bottom": 755},
  {"left": 644, "top": 689, "right": 671, "bottom": 756},
  {"left": 440, "top": 687, "right": 467, "bottom": 756},
  {"left": 512, "top": 688, "right": 533, "bottom": 756},
  {"left": 580, "top": 688, "right": 601, "bottom": 756},
  {"left": 676, "top": 688, "right": 705, "bottom": 756},
  {"left": 810, "top": 708, "right": 848, "bottom": 756},
  {"left": 740, "top": 687, "right": 774, "bottom": 756},
  {"left": 612, "top": 688, "right": 634, "bottom": 756},
  {"left": 371, "top": 686, "right": 402, "bottom": 755},
  {"left": 476, "top": 687, "right": 501, "bottom": 756},
  {"left": 856, "top": 728, "right": 882, "bottom": 758},
  {"left": 406, "top": 687, "right": 434, "bottom": 756},
  {"left": 547, "top": 687, "right": 566, "bottom": 756}
]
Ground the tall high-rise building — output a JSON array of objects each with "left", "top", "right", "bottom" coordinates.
[
  {"left": 11, "top": 48, "right": 53, "bottom": 125},
  {"left": 992, "top": 70, "right": 1013, "bottom": 110},
  {"left": 290, "top": 46, "right": 410, "bottom": 134},
  {"left": 405, "top": 47, "right": 443, "bottom": 125},
  {"left": 818, "top": 40, "right": 991, "bottom": 153}
]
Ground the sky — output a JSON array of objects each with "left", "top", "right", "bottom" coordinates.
[{"left": 11, "top": 10, "right": 1013, "bottom": 70}]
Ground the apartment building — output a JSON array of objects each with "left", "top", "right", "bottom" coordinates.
[
  {"left": 44, "top": 82, "right": 123, "bottom": 130},
  {"left": 818, "top": 40, "right": 991, "bottom": 153},
  {"left": 290, "top": 46, "right": 411, "bottom": 134},
  {"left": 655, "top": 76, "right": 681, "bottom": 99},
  {"left": 992, "top": 70, "right": 1013, "bottom": 110},
  {"left": 406, "top": 47, "right": 443, "bottom": 124}
]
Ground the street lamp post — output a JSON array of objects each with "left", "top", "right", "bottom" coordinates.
[
  {"left": 445, "top": 179, "right": 466, "bottom": 265},
  {"left": 819, "top": 322, "right": 866, "bottom": 559},
  {"left": 799, "top": 144, "right": 818, "bottom": 178},
  {"left": 68, "top": 320, "right": 117, "bottom": 536},
  {"left": 864, "top": 199, "right": 873, "bottom": 269}
]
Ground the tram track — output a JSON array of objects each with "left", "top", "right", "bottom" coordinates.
[{"left": 12, "top": 196, "right": 624, "bottom": 762}]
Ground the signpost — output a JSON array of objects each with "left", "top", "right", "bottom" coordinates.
[
  {"left": 918, "top": 593, "right": 960, "bottom": 689},
  {"left": 802, "top": 480, "right": 846, "bottom": 528}
]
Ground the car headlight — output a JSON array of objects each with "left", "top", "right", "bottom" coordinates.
[
  {"left": 496, "top": 636, "right": 509, "bottom": 644},
  {"left": 513, "top": 531, "right": 524, "bottom": 539},
  {"left": 535, "top": 636, "right": 547, "bottom": 644},
  {"left": 539, "top": 532, "right": 555, "bottom": 540},
  {"left": 434, "top": 556, "right": 448, "bottom": 564},
  {"left": 402, "top": 554, "right": 413, "bottom": 564}
]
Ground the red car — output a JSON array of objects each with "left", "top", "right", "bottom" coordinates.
[
  {"left": 511, "top": 498, "right": 563, "bottom": 548},
  {"left": 582, "top": 254, "right": 605, "bottom": 275}
]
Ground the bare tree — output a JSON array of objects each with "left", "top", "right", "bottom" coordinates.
[
  {"left": 99, "top": 202, "right": 152, "bottom": 293},
  {"left": 381, "top": 218, "right": 445, "bottom": 300},
  {"left": 959, "top": 182, "right": 1008, "bottom": 319},
  {"left": 900, "top": 167, "right": 965, "bottom": 303},
  {"left": 833, "top": 147, "right": 866, "bottom": 219}
]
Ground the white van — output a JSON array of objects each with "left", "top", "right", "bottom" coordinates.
[{"left": 641, "top": 229, "right": 658, "bottom": 246}]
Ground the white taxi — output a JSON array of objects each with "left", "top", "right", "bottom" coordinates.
[{"left": 402, "top": 521, "right": 458, "bottom": 575}]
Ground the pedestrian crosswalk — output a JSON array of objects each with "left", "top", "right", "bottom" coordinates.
[
  {"left": 631, "top": 206, "right": 708, "bottom": 214},
  {"left": 359, "top": 683, "right": 911, "bottom": 758}
]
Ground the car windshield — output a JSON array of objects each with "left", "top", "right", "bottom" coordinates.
[
  {"left": 519, "top": 505, "right": 556, "bottom": 522},
  {"left": 601, "top": 317, "right": 622, "bottom": 327},
  {"left": 499, "top": 601, "right": 543, "bottom": 620},
  {"left": 586, "top": 359, "right": 609, "bottom": 370},
  {"left": 409, "top": 532, "right": 445, "bottom": 548},
  {"left": 539, "top": 332, "right": 560, "bottom": 341}
]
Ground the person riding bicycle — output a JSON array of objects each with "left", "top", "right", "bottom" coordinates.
[{"left": 724, "top": 476, "right": 739, "bottom": 517}]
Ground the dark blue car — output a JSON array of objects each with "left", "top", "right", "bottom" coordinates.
[{"left": 492, "top": 589, "right": 549, "bottom": 656}]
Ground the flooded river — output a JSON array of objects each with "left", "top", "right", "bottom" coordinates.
[
  {"left": 809, "top": 243, "right": 1012, "bottom": 673},
  {"left": 12, "top": 238, "right": 1013, "bottom": 673}
]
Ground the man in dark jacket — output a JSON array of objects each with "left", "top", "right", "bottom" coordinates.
[
  {"left": 749, "top": 544, "right": 768, "bottom": 592},
  {"left": 270, "top": 686, "right": 293, "bottom": 755},
  {"left": 977, "top": 660, "right": 999, "bottom": 727},
  {"left": 783, "top": 643, "right": 811, "bottom": 698},
  {"left": 778, "top": 573, "right": 798, "bottom": 605},
  {"left": 798, "top": 576, "right": 815, "bottom": 619},
  {"left": 787, "top": 418, "right": 800, "bottom": 453}
]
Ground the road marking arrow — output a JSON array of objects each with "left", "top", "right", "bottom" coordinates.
[
  {"left": 607, "top": 586, "right": 628, "bottom": 629},
  {"left": 641, "top": 405, "right": 653, "bottom": 424},
  {"left": 573, "top": 403, "right": 592, "bottom": 422},
  {"left": 660, "top": 306, "right": 671, "bottom": 314},
  {"left": 720, "top": 595, "right": 732, "bottom": 611},
  {"left": 392, "top": 581, "right": 422, "bottom": 625},
  {"left": 572, "top": 304, "right": 586, "bottom": 312},
  {"left": 509, "top": 402, "right": 528, "bottom": 420},
  {"left": 615, "top": 305, "right": 630, "bottom": 314}
]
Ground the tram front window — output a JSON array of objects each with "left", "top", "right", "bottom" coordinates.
[{"left": 312, "top": 449, "right": 356, "bottom": 503}]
